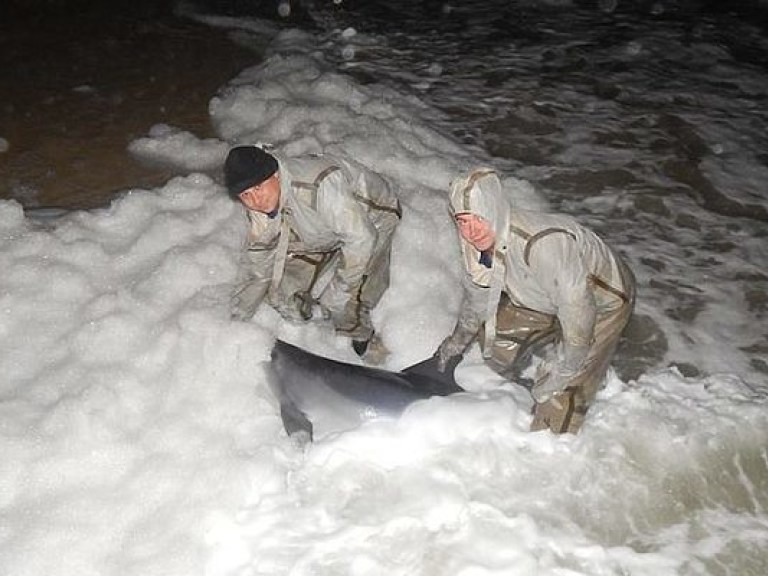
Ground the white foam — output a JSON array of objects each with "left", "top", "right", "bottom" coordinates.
[{"left": 2, "top": 2, "right": 767, "bottom": 575}]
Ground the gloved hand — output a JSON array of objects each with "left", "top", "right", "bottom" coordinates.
[
  {"left": 275, "top": 293, "right": 314, "bottom": 323},
  {"left": 331, "top": 299, "right": 360, "bottom": 333},
  {"left": 230, "top": 279, "right": 267, "bottom": 322},
  {"left": 230, "top": 294, "right": 258, "bottom": 322},
  {"left": 292, "top": 291, "right": 315, "bottom": 321},
  {"left": 435, "top": 334, "right": 467, "bottom": 372},
  {"left": 532, "top": 358, "right": 576, "bottom": 403},
  {"left": 318, "top": 286, "right": 360, "bottom": 333}
]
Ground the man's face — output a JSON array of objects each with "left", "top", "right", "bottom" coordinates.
[
  {"left": 238, "top": 172, "right": 281, "bottom": 213},
  {"left": 455, "top": 213, "right": 495, "bottom": 252}
]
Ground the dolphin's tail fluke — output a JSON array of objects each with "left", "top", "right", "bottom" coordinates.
[
  {"left": 280, "top": 401, "right": 314, "bottom": 441},
  {"left": 401, "top": 354, "right": 464, "bottom": 396}
]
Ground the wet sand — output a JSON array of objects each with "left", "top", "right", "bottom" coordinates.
[{"left": 0, "top": 5, "right": 258, "bottom": 209}]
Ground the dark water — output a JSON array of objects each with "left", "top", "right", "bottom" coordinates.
[
  {"left": 2, "top": 0, "right": 765, "bottom": 206},
  {"left": 0, "top": 0, "right": 258, "bottom": 208}
]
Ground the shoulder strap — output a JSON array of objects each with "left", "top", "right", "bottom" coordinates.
[
  {"left": 512, "top": 223, "right": 630, "bottom": 302},
  {"left": 351, "top": 194, "right": 402, "bottom": 218},
  {"left": 509, "top": 224, "right": 531, "bottom": 240},
  {"left": 509, "top": 223, "right": 577, "bottom": 266},
  {"left": 523, "top": 228, "right": 576, "bottom": 266},
  {"left": 481, "top": 261, "right": 505, "bottom": 360},
  {"left": 290, "top": 165, "right": 342, "bottom": 210},
  {"left": 269, "top": 165, "right": 342, "bottom": 296},
  {"left": 268, "top": 214, "right": 292, "bottom": 298}
]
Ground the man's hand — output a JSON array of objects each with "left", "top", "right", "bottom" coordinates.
[
  {"left": 321, "top": 298, "right": 361, "bottom": 335},
  {"left": 292, "top": 291, "right": 315, "bottom": 321},
  {"left": 435, "top": 335, "right": 467, "bottom": 372},
  {"left": 532, "top": 358, "right": 576, "bottom": 403},
  {"left": 230, "top": 295, "right": 257, "bottom": 322},
  {"left": 274, "top": 293, "right": 315, "bottom": 322}
]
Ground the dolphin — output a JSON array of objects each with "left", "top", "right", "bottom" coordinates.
[{"left": 266, "top": 339, "right": 464, "bottom": 440}]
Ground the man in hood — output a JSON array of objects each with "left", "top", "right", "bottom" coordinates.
[
  {"left": 224, "top": 145, "right": 401, "bottom": 362},
  {"left": 437, "top": 168, "right": 635, "bottom": 434}
]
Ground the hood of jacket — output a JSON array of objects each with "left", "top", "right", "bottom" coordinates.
[{"left": 448, "top": 168, "right": 510, "bottom": 287}]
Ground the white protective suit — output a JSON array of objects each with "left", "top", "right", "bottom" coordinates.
[
  {"left": 440, "top": 168, "right": 635, "bottom": 433},
  {"left": 230, "top": 154, "right": 401, "bottom": 341}
]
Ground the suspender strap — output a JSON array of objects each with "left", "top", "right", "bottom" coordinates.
[
  {"left": 275, "top": 165, "right": 342, "bottom": 292},
  {"left": 510, "top": 224, "right": 576, "bottom": 265},
  {"left": 481, "top": 261, "right": 505, "bottom": 359},
  {"left": 292, "top": 252, "right": 335, "bottom": 293},
  {"left": 523, "top": 228, "right": 576, "bottom": 266},
  {"left": 352, "top": 194, "right": 402, "bottom": 218},
  {"left": 293, "top": 165, "right": 400, "bottom": 217},
  {"left": 269, "top": 215, "right": 291, "bottom": 298},
  {"left": 510, "top": 223, "right": 630, "bottom": 303},
  {"left": 509, "top": 224, "right": 531, "bottom": 240},
  {"left": 315, "top": 166, "right": 342, "bottom": 186},
  {"left": 589, "top": 274, "right": 629, "bottom": 303},
  {"left": 290, "top": 165, "right": 340, "bottom": 190}
]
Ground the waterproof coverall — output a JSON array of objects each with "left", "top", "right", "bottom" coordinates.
[
  {"left": 230, "top": 154, "right": 401, "bottom": 342},
  {"left": 439, "top": 169, "right": 635, "bottom": 434}
]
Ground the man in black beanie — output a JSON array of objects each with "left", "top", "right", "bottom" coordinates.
[{"left": 224, "top": 145, "right": 401, "bottom": 362}]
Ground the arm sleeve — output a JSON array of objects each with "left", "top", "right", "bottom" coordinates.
[
  {"left": 316, "top": 170, "right": 377, "bottom": 316},
  {"left": 438, "top": 277, "right": 486, "bottom": 360},
  {"left": 527, "top": 234, "right": 596, "bottom": 373},
  {"left": 230, "top": 221, "right": 278, "bottom": 321}
]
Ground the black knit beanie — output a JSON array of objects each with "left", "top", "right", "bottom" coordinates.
[{"left": 224, "top": 146, "right": 279, "bottom": 199}]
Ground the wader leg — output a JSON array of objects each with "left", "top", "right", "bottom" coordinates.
[
  {"left": 480, "top": 293, "right": 558, "bottom": 381},
  {"left": 530, "top": 389, "right": 580, "bottom": 434},
  {"left": 531, "top": 261, "right": 636, "bottom": 434},
  {"left": 343, "top": 212, "right": 399, "bottom": 357}
]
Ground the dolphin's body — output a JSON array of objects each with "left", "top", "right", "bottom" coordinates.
[{"left": 267, "top": 340, "right": 464, "bottom": 440}]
